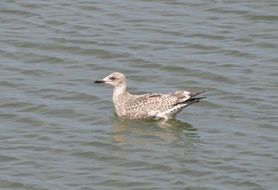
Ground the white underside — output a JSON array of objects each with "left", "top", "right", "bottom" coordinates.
[{"left": 155, "top": 104, "right": 187, "bottom": 120}]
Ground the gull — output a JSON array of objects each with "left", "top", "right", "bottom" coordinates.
[{"left": 95, "top": 72, "right": 206, "bottom": 121}]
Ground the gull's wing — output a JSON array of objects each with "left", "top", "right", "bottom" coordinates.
[{"left": 127, "top": 90, "right": 206, "bottom": 111}]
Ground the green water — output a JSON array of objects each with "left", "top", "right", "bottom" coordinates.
[{"left": 0, "top": 0, "right": 277, "bottom": 189}]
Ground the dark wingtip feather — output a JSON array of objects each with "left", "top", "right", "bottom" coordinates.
[
  {"left": 190, "top": 90, "right": 208, "bottom": 97},
  {"left": 187, "top": 96, "right": 206, "bottom": 102},
  {"left": 174, "top": 90, "right": 207, "bottom": 106}
]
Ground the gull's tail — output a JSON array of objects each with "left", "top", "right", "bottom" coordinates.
[{"left": 174, "top": 90, "right": 207, "bottom": 106}]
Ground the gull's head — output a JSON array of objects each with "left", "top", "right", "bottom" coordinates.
[{"left": 95, "top": 72, "right": 127, "bottom": 87}]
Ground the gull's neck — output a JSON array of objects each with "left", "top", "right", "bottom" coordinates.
[
  {"left": 113, "top": 84, "right": 128, "bottom": 98},
  {"left": 112, "top": 83, "right": 130, "bottom": 116}
]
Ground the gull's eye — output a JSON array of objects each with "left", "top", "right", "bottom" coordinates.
[{"left": 110, "top": 76, "right": 116, "bottom": 80}]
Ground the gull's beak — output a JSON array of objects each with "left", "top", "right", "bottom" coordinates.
[{"left": 94, "top": 79, "right": 106, "bottom": 83}]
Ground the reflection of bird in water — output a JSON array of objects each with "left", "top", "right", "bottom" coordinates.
[
  {"left": 95, "top": 72, "right": 206, "bottom": 121},
  {"left": 111, "top": 117, "right": 200, "bottom": 145}
]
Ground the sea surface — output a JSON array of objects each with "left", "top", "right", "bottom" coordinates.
[{"left": 0, "top": 0, "right": 277, "bottom": 190}]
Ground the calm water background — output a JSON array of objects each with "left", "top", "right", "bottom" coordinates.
[{"left": 0, "top": 0, "right": 277, "bottom": 189}]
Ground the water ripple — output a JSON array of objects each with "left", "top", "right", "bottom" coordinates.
[{"left": 0, "top": 0, "right": 277, "bottom": 189}]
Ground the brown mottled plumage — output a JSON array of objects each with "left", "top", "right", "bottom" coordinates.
[{"left": 95, "top": 72, "right": 206, "bottom": 120}]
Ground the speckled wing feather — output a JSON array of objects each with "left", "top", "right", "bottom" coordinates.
[{"left": 124, "top": 91, "right": 192, "bottom": 117}]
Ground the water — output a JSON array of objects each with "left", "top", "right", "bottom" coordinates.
[{"left": 0, "top": 0, "right": 277, "bottom": 189}]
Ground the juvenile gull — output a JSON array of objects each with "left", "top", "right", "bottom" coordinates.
[{"left": 95, "top": 72, "right": 206, "bottom": 121}]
